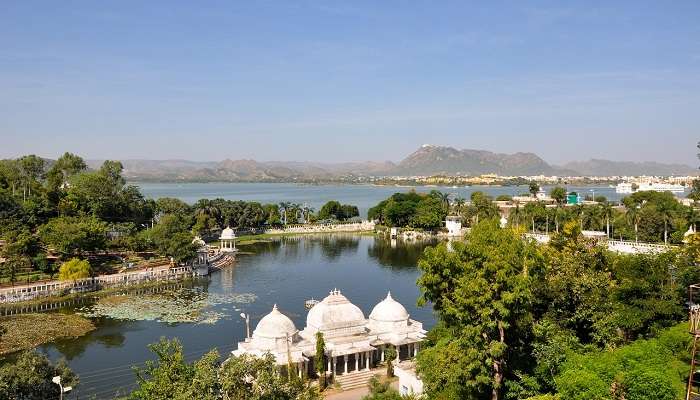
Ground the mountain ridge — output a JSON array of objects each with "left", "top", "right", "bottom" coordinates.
[{"left": 84, "top": 146, "right": 698, "bottom": 182}]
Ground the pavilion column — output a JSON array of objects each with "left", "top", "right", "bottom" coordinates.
[
  {"left": 365, "top": 351, "right": 370, "bottom": 370},
  {"left": 414, "top": 342, "right": 419, "bottom": 357},
  {"left": 331, "top": 356, "right": 336, "bottom": 377},
  {"left": 327, "top": 358, "right": 331, "bottom": 376},
  {"left": 354, "top": 353, "right": 359, "bottom": 371},
  {"left": 298, "top": 362, "right": 302, "bottom": 379},
  {"left": 343, "top": 355, "right": 348, "bottom": 374},
  {"left": 380, "top": 346, "right": 385, "bottom": 362}
]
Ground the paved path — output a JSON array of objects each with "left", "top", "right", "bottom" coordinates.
[{"left": 324, "top": 381, "right": 398, "bottom": 400}]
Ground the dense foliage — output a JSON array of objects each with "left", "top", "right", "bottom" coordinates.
[
  {"left": 368, "top": 190, "right": 448, "bottom": 230},
  {"left": 317, "top": 200, "right": 359, "bottom": 221},
  {"left": 0, "top": 153, "right": 361, "bottom": 284},
  {"left": 416, "top": 219, "right": 699, "bottom": 400},
  {"left": 129, "top": 338, "right": 320, "bottom": 400},
  {"left": 0, "top": 351, "right": 77, "bottom": 400}
]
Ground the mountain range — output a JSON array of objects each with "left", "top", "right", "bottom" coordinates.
[{"left": 86, "top": 145, "right": 698, "bottom": 182}]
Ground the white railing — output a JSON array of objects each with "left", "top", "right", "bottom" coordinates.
[
  {"left": 264, "top": 221, "right": 375, "bottom": 235},
  {"left": 606, "top": 240, "right": 672, "bottom": 254},
  {"left": 0, "top": 265, "right": 198, "bottom": 304}
]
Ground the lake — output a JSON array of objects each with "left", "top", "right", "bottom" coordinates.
[
  {"left": 32, "top": 235, "right": 437, "bottom": 399},
  {"left": 133, "top": 182, "right": 635, "bottom": 217}
]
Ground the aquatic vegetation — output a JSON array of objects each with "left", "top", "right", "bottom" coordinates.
[
  {"left": 0, "top": 313, "right": 95, "bottom": 355},
  {"left": 77, "top": 288, "right": 256, "bottom": 324}
]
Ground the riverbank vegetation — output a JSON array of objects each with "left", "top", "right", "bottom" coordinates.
[
  {"left": 127, "top": 338, "right": 320, "bottom": 400},
  {"left": 368, "top": 190, "right": 449, "bottom": 230},
  {"left": 0, "top": 351, "right": 78, "bottom": 400},
  {"left": 0, "top": 153, "right": 363, "bottom": 286},
  {"left": 368, "top": 182, "right": 699, "bottom": 245},
  {"left": 0, "top": 313, "right": 95, "bottom": 355},
  {"left": 415, "top": 219, "right": 699, "bottom": 399}
]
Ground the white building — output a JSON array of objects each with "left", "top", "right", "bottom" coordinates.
[
  {"left": 219, "top": 227, "right": 237, "bottom": 252},
  {"left": 445, "top": 216, "right": 462, "bottom": 236},
  {"left": 232, "top": 289, "right": 426, "bottom": 381}
]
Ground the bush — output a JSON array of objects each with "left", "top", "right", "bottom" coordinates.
[
  {"left": 623, "top": 368, "right": 675, "bottom": 400},
  {"left": 58, "top": 258, "right": 91, "bottom": 281}
]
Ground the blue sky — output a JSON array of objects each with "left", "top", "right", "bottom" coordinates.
[{"left": 1, "top": 1, "right": 699, "bottom": 165}]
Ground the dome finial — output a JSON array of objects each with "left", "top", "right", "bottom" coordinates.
[{"left": 272, "top": 303, "right": 278, "bottom": 311}]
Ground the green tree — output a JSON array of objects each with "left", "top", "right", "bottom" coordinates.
[
  {"left": 361, "top": 375, "right": 410, "bottom": 400},
  {"left": 411, "top": 196, "right": 446, "bottom": 230},
  {"left": 46, "top": 152, "right": 87, "bottom": 200},
  {"left": 2, "top": 255, "right": 29, "bottom": 285},
  {"left": 37, "top": 216, "right": 107, "bottom": 258},
  {"left": 220, "top": 353, "right": 320, "bottom": 400},
  {"left": 529, "top": 181, "right": 540, "bottom": 197},
  {"left": 149, "top": 214, "right": 198, "bottom": 262},
  {"left": 315, "top": 332, "right": 326, "bottom": 390},
  {"left": 384, "top": 345, "right": 396, "bottom": 377},
  {"left": 0, "top": 351, "right": 77, "bottom": 400},
  {"left": 130, "top": 338, "right": 219, "bottom": 400},
  {"left": 18, "top": 154, "right": 46, "bottom": 200},
  {"left": 549, "top": 187, "right": 567, "bottom": 205},
  {"left": 417, "top": 220, "right": 541, "bottom": 400},
  {"left": 58, "top": 258, "right": 91, "bottom": 281},
  {"left": 318, "top": 201, "right": 342, "bottom": 220}
]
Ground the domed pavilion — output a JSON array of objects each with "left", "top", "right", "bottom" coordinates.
[
  {"left": 232, "top": 289, "right": 426, "bottom": 381},
  {"left": 219, "top": 227, "right": 236, "bottom": 252}
]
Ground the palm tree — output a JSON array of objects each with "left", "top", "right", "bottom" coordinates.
[
  {"left": 431, "top": 190, "right": 451, "bottom": 211},
  {"left": 626, "top": 205, "right": 641, "bottom": 243},
  {"left": 656, "top": 201, "right": 674, "bottom": 244},
  {"left": 512, "top": 201, "right": 521, "bottom": 229},
  {"left": 454, "top": 197, "right": 466, "bottom": 215},
  {"left": 601, "top": 202, "right": 614, "bottom": 238},
  {"left": 278, "top": 202, "right": 291, "bottom": 225},
  {"left": 290, "top": 203, "right": 302, "bottom": 224}
]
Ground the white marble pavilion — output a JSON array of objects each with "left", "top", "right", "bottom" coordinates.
[
  {"left": 219, "top": 227, "right": 236, "bottom": 252},
  {"left": 232, "top": 289, "right": 426, "bottom": 379}
]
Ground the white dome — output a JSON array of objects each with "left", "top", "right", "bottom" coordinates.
[
  {"left": 220, "top": 227, "right": 236, "bottom": 240},
  {"left": 252, "top": 304, "right": 297, "bottom": 340},
  {"left": 306, "top": 289, "right": 365, "bottom": 333},
  {"left": 369, "top": 292, "right": 409, "bottom": 323}
]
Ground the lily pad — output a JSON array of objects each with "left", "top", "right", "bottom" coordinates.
[{"left": 77, "top": 288, "right": 256, "bottom": 324}]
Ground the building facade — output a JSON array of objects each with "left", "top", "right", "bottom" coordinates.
[{"left": 232, "top": 289, "right": 426, "bottom": 380}]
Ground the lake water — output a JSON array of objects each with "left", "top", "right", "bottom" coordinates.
[
  {"left": 134, "top": 182, "right": 634, "bottom": 217},
  {"left": 32, "top": 235, "right": 436, "bottom": 399}
]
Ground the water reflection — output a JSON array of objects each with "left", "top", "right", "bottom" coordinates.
[
  {"left": 367, "top": 238, "right": 437, "bottom": 269},
  {"left": 28, "top": 234, "right": 437, "bottom": 397}
]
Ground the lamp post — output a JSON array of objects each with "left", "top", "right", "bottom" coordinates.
[
  {"left": 240, "top": 312, "right": 250, "bottom": 339},
  {"left": 52, "top": 376, "right": 72, "bottom": 400}
]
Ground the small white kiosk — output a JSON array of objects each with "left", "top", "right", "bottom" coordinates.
[{"left": 219, "top": 227, "right": 237, "bottom": 252}]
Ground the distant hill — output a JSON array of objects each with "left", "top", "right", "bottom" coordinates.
[
  {"left": 391, "top": 145, "right": 570, "bottom": 176},
  {"left": 83, "top": 145, "right": 698, "bottom": 182},
  {"left": 562, "top": 159, "right": 698, "bottom": 176}
]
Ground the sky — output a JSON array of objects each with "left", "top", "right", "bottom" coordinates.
[{"left": 1, "top": 1, "right": 699, "bottom": 166}]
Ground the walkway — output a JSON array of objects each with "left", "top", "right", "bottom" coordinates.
[{"left": 324, "top": 380, "right": 398, "bottom": 400}]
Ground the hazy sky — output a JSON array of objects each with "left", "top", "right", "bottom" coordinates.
[{"left": 1, "top": 1, "right": 699, "bottom": 165}]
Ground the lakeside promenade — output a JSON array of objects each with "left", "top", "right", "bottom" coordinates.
[{"left": 0, "top": 263, "right": 196, "bottom": 304}]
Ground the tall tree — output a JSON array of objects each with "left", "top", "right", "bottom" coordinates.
[
  {"left": 0, "top": 351, "right": 78, "bottom": 400},
  {"left": 417, "top": 220, "right": 542, "bottom": 400}
]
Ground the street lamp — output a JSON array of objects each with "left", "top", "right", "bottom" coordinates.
[
  {"left": 52, "top": 376, "right": 72, "bottom": 400},
  {"left": 240, "top": 312, "right": 250, "bottom": 339}
]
